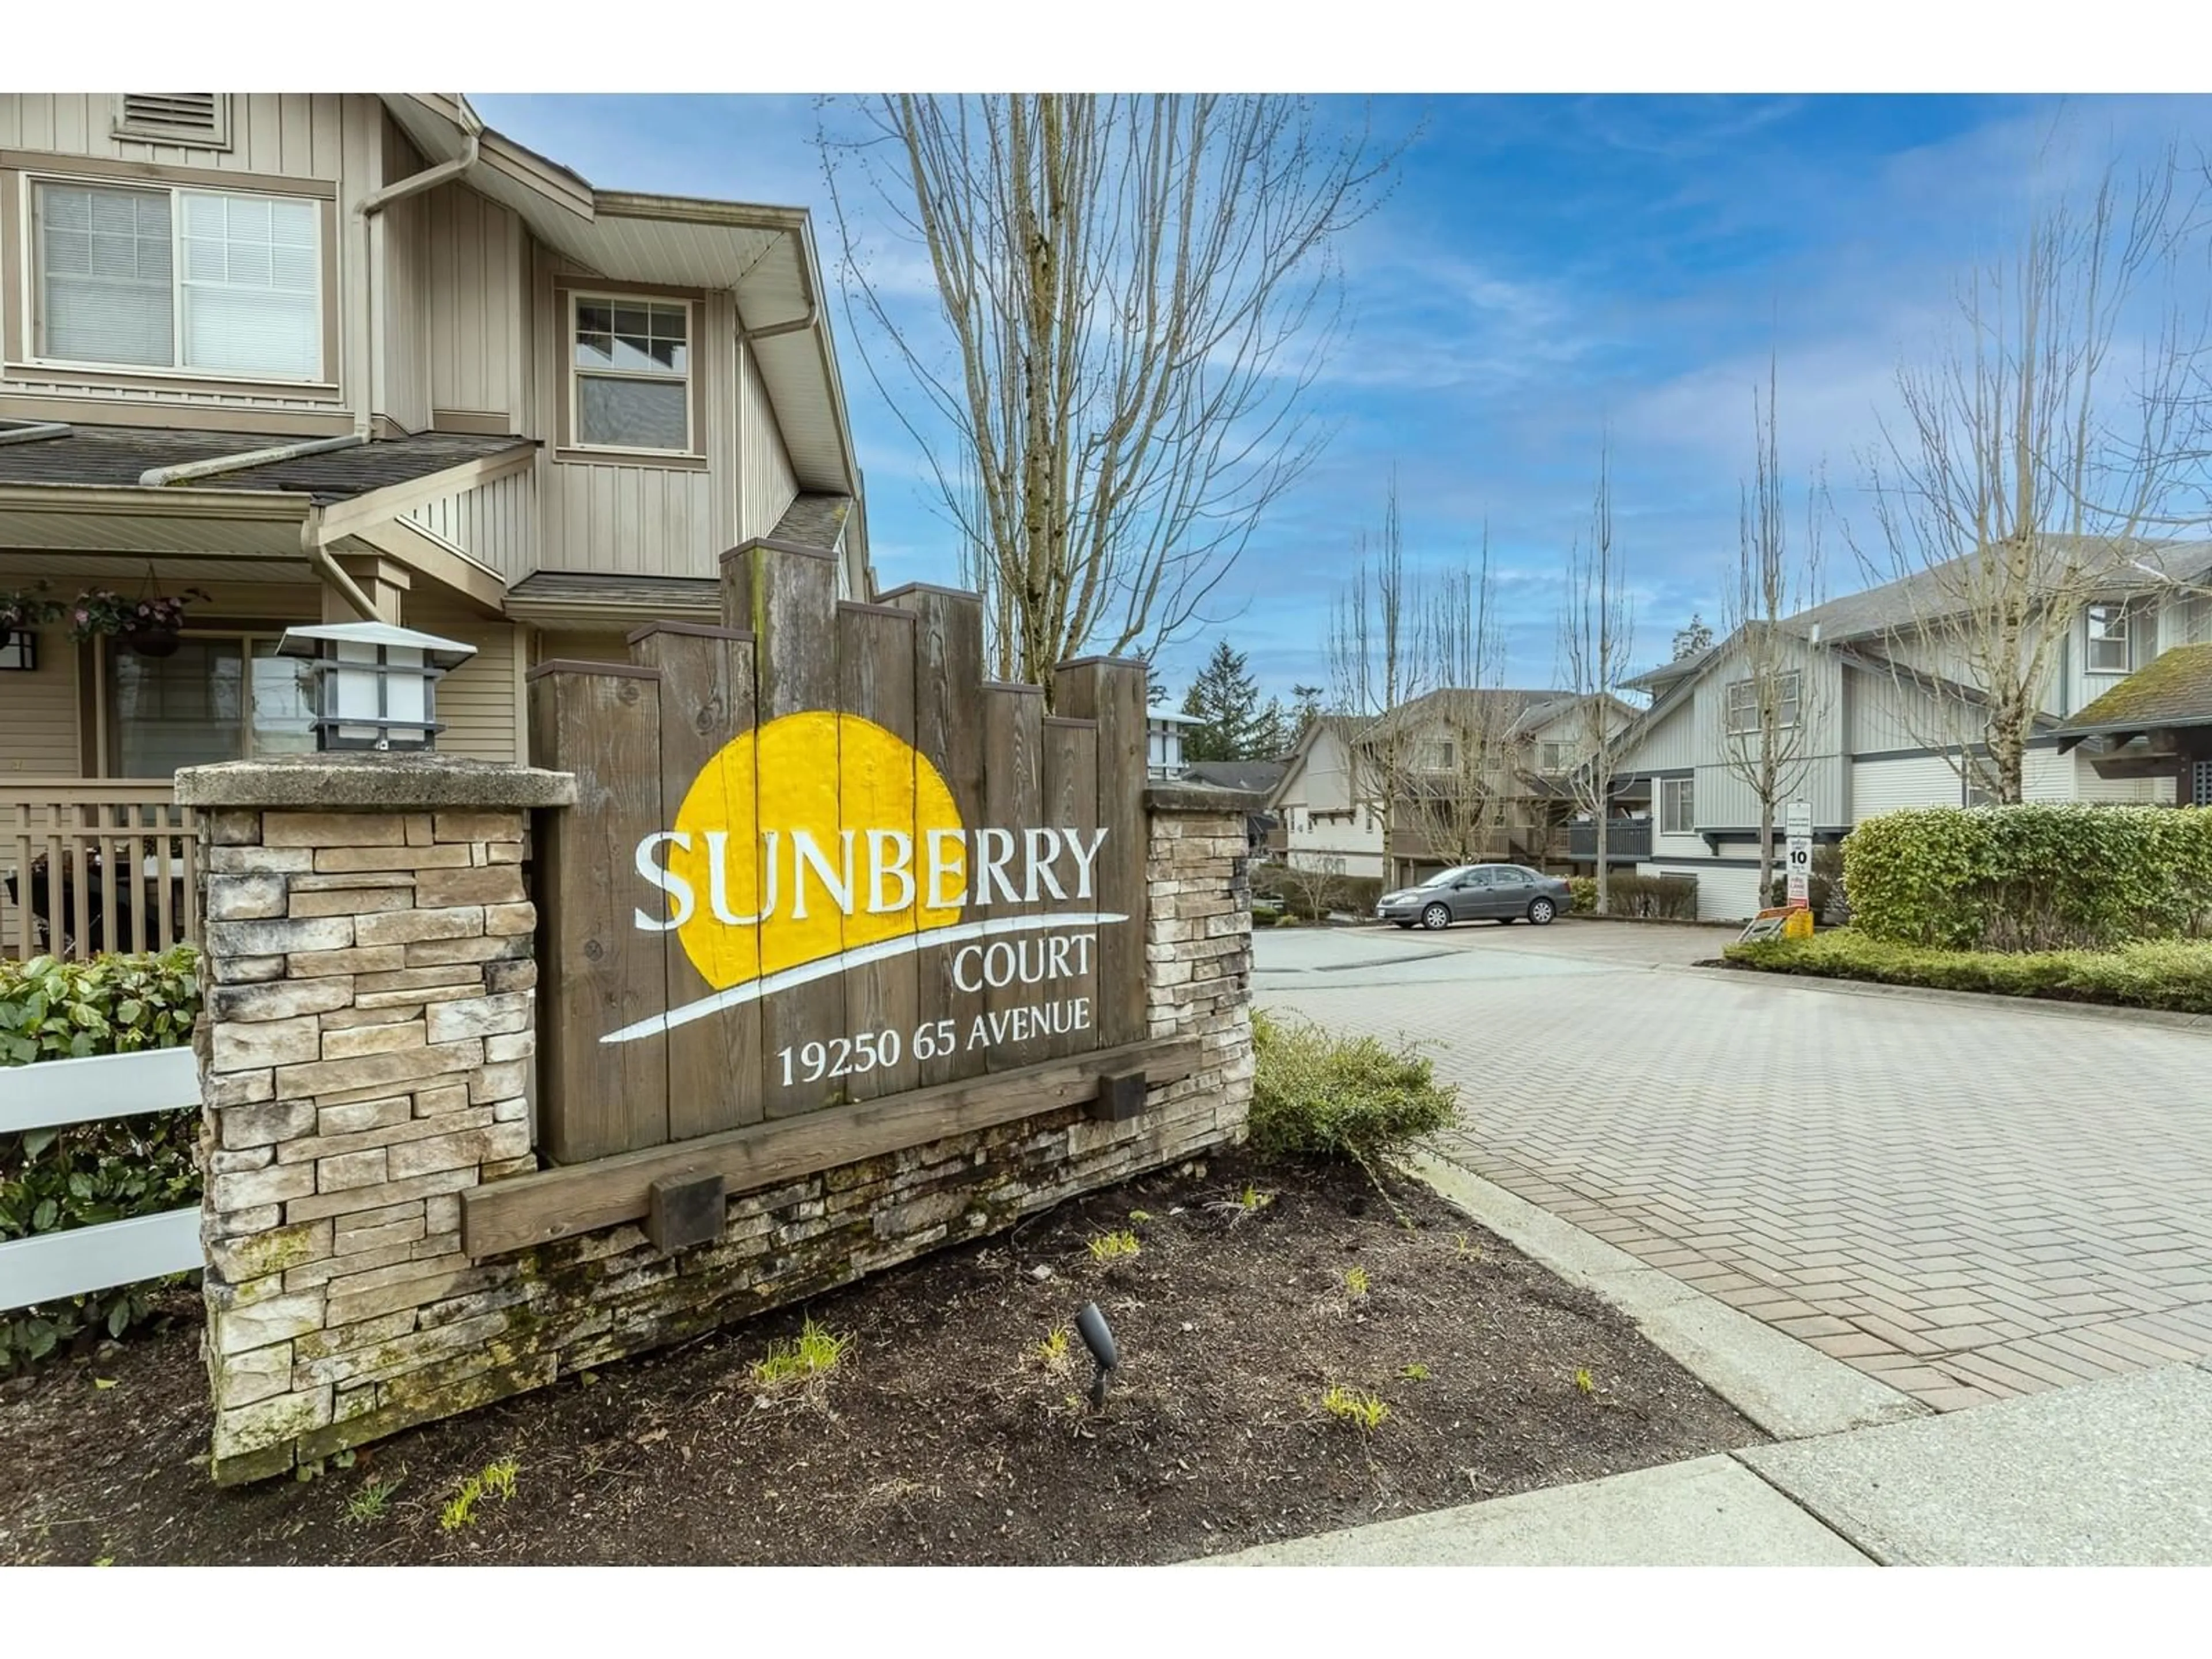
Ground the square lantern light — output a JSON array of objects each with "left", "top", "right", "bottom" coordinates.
[{"left": 276, "top": 622, "right": 478, "bottom": 752}]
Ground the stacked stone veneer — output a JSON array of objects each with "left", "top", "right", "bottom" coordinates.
[{"left": 181, "top": 757, "right": 1254, "bottom": 1484}]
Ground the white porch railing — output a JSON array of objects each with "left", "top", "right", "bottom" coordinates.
[
  {"left": 0, "top": 1048, "right": 203, "bottom": 1313},
  {"left": 2, "top": 781, "right": 202, "bottom": 961}
]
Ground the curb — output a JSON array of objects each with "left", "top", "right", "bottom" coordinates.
[
  {"left": 1685, "top": 961, "right": 2212, "bottom": 1033},
  {"left": 1402, "top": 1150, "right": 1927, "bottom": 1442}
]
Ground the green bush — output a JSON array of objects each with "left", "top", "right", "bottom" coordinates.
[
  {"left": 1844, "top": 805, "right": 2212, "bottom": 951},
  {"left": 1252, "top": 865, "right": 1384, "bottom": 921},
  {"left": 1724, "top": 929, "right": 2212, "bottom": 1015},
  {"left": 1247, "top": 1009, "right": 1460, "bottom": 1167},
  {"left": 1, "top": 948, "right": 204, "bottom": 1373},
  {"left": 1567, "top": 876, "right": 1597, "bottom": 914}
]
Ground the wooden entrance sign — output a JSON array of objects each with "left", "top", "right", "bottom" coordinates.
[{"left": 511, "top": 544, "right": 1162, "bottom": 1229}]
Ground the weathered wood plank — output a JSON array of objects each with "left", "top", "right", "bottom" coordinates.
[
  {"left": 1052, "top": 657, "right": 1150, "bottom": 1048},
  {"left": 460, "top": 1034, "right": 1201, "bottom": 1260},
  {"left": 836, "top": 601, "right": 922, "bottom": 1101},
  {"left": 980, "top": 683, "right": 1047, "bottom": 1070},
  {"left": 527, "top": 661, "right": 670, "bottom": 1164},
  {"left": 1040, "top": 713, "right": 1101, "bottom": 1062},
  {"left": 723, "top": 543, "right": 844, "bottom": 1118},
  {"left": 880, "top": 583, "right": 987, "bottom": 1088},
  {"left": 626, "top": 622, "right": 762, "bottom": 1140}
]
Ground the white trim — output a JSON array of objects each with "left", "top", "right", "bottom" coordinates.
[
  {"left": 0, "top": 1047, "right": 199, "bottom": 1135},
  {"left": 0, "top": 1206, "right": 200, "bottom": 1310},
  {"left": 19, "top": 169, "right": 328, "bottom": 387},
  {"left": 1660, "top": 775, "right": 1695, "bottom": 836},
  {"left": 566, "top": 290, "right": 696, "bottom": 457}
]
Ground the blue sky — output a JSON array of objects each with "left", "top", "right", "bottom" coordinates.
[{"left": 476, "top": 92, "right": 2212, "bottom": 706}]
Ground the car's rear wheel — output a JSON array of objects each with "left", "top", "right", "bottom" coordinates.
[
  {"left": 1528, "top": 896, "right": 1557, "bottom": 925},
  {"left": 1421, "top": 902, "right": 1452, "bottom": 931}
]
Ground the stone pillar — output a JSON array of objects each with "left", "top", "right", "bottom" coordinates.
[{"left": 176, "top": 755, "right": 574, "bottom": 1485}]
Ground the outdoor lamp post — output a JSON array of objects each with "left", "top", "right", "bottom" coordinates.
[{"left": 276, "top": 622, "right": 478, "bottom": 753}]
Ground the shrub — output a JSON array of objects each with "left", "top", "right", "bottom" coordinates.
[
  {"left": 1, "top": 948, "right": 203, "bottom": 1373},
  {"left": 1252, "top": 863, "right": 1383, "bottom": 922},
  {"left": 1590, "top": 872, "right": 1700, "bottom": 921},
  {"left": 1725, "top": 929, "right": 2212, "bottom": 1015},
  {"left": 1248, "top": 1009, "right": 1460, "bottom": 1167},
  {"left": 1844, "top": 805, "right": 2212, "bottom": 952},
  {"left": 1566, "top": 876, "right": 1597, "bottom": 914}
]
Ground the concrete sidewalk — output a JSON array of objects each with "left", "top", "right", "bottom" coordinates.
[{"left": 1196, "top": 1360, "right": 2212, "bottom": 1566}]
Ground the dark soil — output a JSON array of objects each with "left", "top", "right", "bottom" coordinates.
[{"left": 0, "top": 1151, "right": 1762, "bottom": 1565}]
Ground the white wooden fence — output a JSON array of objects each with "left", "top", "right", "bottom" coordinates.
[{"left": 1, "top": 1048, "right": 203, "bottom": 1313}]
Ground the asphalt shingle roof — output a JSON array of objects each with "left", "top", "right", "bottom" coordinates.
[
  {"left": 2055, "top": 643, "right": 2212, "bottom": 736},
  {"left": 0, "top": 422, "right": 533, "bottom": 504}
]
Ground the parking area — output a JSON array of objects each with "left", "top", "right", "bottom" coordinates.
[{"left": 1257, "top": 918, "right": 2212, "bottom": 1411}]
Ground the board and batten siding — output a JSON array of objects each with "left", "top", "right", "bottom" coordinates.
[
  {"left": 403, "top": 469, "right": 537, "bottom": 584},
  {"left": 0, "top": 94, "right": 384, "bottom": 422},
  {"left": 738, "top": 336, "right": 800, "bottom": 544},
  {"left": 4, "top": 628, "right": 83, "bottom": 775},
  {"left": 1622, "top": 694, "right": 1696, "bottom": 772},
  {"left": 425, "top": 180, "right": 528, "bottom": 429},
  {"left": 373, "top": 122, "right": 431, "bottom": 437}
]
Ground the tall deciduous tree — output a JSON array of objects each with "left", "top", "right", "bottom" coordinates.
[
  {"left": 1391, "top": 533, "right": 1519, "bottom": 870},
  {"left": 1328, "top": 474, "right": 1432, "bottom": 873},
  {"left": 1180, "top": 640, "right": 1263, "bottom": 762},
  {"left": 1715, "top": 358, "right": 1828, "bottom": 907},
  {"left": 823, "top": 95, "right": 1401, "bottom": 687},
  {"left": 1859, "top": 149, "right": 2208, "bottom": 802},
  {"left": 1558, "top": 437, "right": 1636, "bottom": 916}
]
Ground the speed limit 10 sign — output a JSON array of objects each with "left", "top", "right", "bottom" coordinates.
[{"left": 1785, "top": 801, "right": 1812, "bottom": 906}]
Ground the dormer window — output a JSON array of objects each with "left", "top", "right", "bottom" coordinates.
[
  {"left": 2085, "top": 601, "right": 2146, "bottom": 675},
  {"left": 571, "top": 294, "right": 692, "bottom": 453}
]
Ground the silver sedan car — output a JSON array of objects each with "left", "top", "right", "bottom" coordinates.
[{"left": 1376, "top": 863, "right": 1571, "bottom": 930}]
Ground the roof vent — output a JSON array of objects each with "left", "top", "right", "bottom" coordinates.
[{"left": 115, "top": 94, "right": 230, "bottom": 149}]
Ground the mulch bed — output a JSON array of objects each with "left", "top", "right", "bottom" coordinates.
[{"left": 0, "top": 1150, "right": 1762, "bottom": 1566}]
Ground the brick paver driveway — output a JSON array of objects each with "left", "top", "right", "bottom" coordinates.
[{"left": 1258, "top": 918, "right": 2212, "bottom": 1411}]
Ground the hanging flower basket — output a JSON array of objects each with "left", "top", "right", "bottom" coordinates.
[
  {"left": 1, "top": 584, "right": 61, "bottom": 650},
  {"left": 67, "top": 587, "right": 210, "bottom": 654}
]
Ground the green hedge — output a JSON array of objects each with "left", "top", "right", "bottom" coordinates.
[
  {"left": 1, "top": 949, "right": 203, "bottom": 1373},
  {"left": 1844, "top": 805, "right": 2212, "bottom": 951},
  {"left": 1252, "top": 865, "right": 1384, "bottom": 921},
  {"left": 1248, "top": 1009, "right": 1460, "bottom": 1166},
  {"left": 1725, "top": 929, "right": 2212, "bottom": 1015},
  {"left": 1567, "top": 876, "right": 1597, "bottom": 914}
]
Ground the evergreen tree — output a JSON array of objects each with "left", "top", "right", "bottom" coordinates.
[
  {"left": 1672, "top": 613, "right": 1715, "bottom": 660},
  {"left": 1251, "top": 695, "right": 1292, "bottom": 759},
  {"left": 1179, "top": 640, "right": 1262, "bottom": 761},
  {"left": 1291, "top": 683, "right": 1326, "bottom": 727}
]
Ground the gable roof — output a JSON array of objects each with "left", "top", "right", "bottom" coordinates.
[
  {"left": 1183, "top": 759, "right": 1289, "bottom": 795},
  {"left": 381, "top": 94, "right": 863, "bottom": 516},
  {"left": 2055, "top": 643, "right": 2212, "bottom": 747}
]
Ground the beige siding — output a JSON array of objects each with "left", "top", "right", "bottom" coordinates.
[
  {"left": 738, "top": 336, "right": 799, "bottom": 543},
  {"left": 425, "top": 181, "right": 528, "bottom": 427},
  {"left": 406, "top": 595, "right": 521, "bottom": 763},
  {"left": 404, "top": 469, "right": 537, "bottom": 584},
  {"left": 375, "top": 121, "right": 431, "bottom": 434},
  {"left": 0, "top": 94, "right": 382, "bottom": 421},
  {"left": 3, "top": 627, "right": 84, "bottom": 776},
  {"left": 1, "top": 93, "right": 351, "bottom": 179}
]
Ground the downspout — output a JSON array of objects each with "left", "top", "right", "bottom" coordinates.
[
  {"left": 304, "top": 523, "right": 384, "bottom": 624},
  {"left": 351, "top": 100, "right": 484, "bottom": 440}
]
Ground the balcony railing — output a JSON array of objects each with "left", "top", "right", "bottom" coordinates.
[
  {"left": 3, "top": 781, "right": 202, "bottom": 961},
  {"left": 1567, "top": 817, "right": 1653, "bottom": 861}
]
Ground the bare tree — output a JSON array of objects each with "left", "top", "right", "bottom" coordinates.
[
  {"left": 1388, "top": 536, "right": 1524, "bottom": 871},
  {"left": 1715, "top": 358, "right": 1828, "bottom": 903},
  {"left": 1270, "top": 851, "right": 1346, "bottom": 922},
  {"left": 1558, "top": 437, "right": 1636, "bottom": 915},
  {"left": 1858, "top": 149, "right": 2209, "bottom": 801},
  {"left": 822, "top": 95, "right": 1401, "bottom": 685},
  {"left": 1328, "top": 474, "right": 1432, "bottom": 880}
]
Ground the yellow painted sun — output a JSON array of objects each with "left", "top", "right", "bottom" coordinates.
[{"left": 666, "top": 710, "right": 965, "bottom": 991}]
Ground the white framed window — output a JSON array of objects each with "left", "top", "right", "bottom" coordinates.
[
  {"left": 571, "top": 293, "right": 692, "bottom": 453},
  {"left": 1411, "top": 738, "right": 1456, "bottom": 772},
  {"left": 1725, "top": 671, "right": 1801, "bottom": 735},
  {"left": 105, "top": 632, "right": 317, "bottom": 777},
  {"left": 2085, "top": 603, "right": 2142, "bottom": 675},
  {"left": 1538, "top": 739, "right": 1569, "bottom": 771},
  {"left": 28, "top": 176, "right": 323, "bottom": 382},
  {"left": 1660, "top": 777, "right": 1695, "bottom": 836}
]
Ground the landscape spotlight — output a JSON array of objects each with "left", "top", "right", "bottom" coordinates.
[{"left": 1074, "top": 1300, "right": 1119, "bottom": 1409}]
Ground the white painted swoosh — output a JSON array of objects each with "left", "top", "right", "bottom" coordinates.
[{"left": 601, "top": 911, "right": 1129, "bottom": 1045}]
